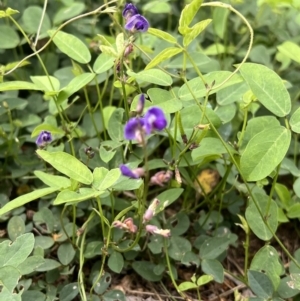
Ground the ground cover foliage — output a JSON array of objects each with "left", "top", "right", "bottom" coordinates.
[{"left": 1, "top": 0, "right": 300, "bottom": 300}]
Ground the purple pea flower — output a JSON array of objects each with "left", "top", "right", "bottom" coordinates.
[
  {"left": 123, "top": 3, "right": 139, "bottom": 20},
  {"left": 144, "top": 107, "right": 167, "bottom": 131},
  {"left": 124, "top": 117, "right": 150, "bottom": 143},
  {"left": 120, "top": 164, "right": 145, "bottom": 179},
  {"left": 125, "top": 14, "right": 149, "bottom": 33},
  {"left": 36, "top": 130, "right": 52, "bottom": 147}
]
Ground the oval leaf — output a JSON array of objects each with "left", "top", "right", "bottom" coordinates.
[
  {"left": 36, "top": 150, "right": 93, "bottom": 184},
  {"left": 0, "top": 25, "right": 20, "bottom": 49},
  {"left": 240, "top": 126, "right": 291, "bottom": 181},
  {"left": 0, "top": 187, "right": 58, "bottom": 217},
  {"left": 290, "top": 107, "right": 300, "bottom": 133},
  {"left": 239, "top": 63, "right": 291, "bottom": 117},
  {"left": 147, "top": 27, "right": 177, "bottom": 44},
  {"left": 127, "top": 69, "right": 172, "bottom": 86},
  {"left": 245, "top": 193, "right": 278, "bottom": 241},
  {"left": 145, "top": 47, "right": 182, "bottom": 70},
  {"left": 48, "top": 30, "right": 91, "bottom": 64}
]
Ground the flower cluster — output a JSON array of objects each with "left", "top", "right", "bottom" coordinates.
[
  {"left": 112, "top": 199, "right": 171, "bottom": 238},
  {"left": 36, "top": 130, "right": 52, "bottom": 148},
  {"left": 124, "top": 104, "right": 167, "bottom": 144},
  {"left": 122, "top": 3, "right": 149, "bottom": 33}
]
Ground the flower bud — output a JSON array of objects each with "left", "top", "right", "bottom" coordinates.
[{"left": 136, "top": 94, "right": 145, "bottom": 115}]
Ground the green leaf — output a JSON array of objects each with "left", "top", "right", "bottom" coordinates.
[
  {"left": 30, "top": 75, "right": 60, "bottom": 92},
  {"left": 107, "top": 108, "right": 124, "bottom": 142},
  {"left": 278, "top": 276, "right": 300, "bottom": 299},
  {"left": 239, "top": 116, "right": 280, "bottom": 152},
  {"left": 127, "top": 69, "right": 172, "bottom": 86},
  {"left": 217, "top": 82, "right": 248, "bottom": 105},
  {"left": 178, "top": 282, "right": 198, "bottom": 291},
  {"left": 147, "top": 27, "right": 177, "bottom": 44},
  {"left": 57, "top": 73, "right": 95, "bottom": 104},
  {"left": 248, "top": 270, "right": 274, "bottom": 299},
  {"left": 245, "top": 193, "right": 278, "bottom": 241},
  {"left": 22, "top": 291, "right": 46, "bottom": 301},
  {"left": 131, "top": 88, "right": 182, "bottom": 114},
  {"left": 93, "top": 53, "right": 115, "bottom": 74},
  {"left": 170, "top": 105, "right": 221, "bottom": 141},
  {"left": 214, "top": 103, "right": 236, "bottom": 124},
  {"left": 59, "top": 282, "right": 79, "bottom": 301},
  {"left": 0, "top": 287, "right": 21, "bottom": 301},
  {"left": 179, "top": 0, "right": 203, "bottom": 34},
  {"left": 178, "top": 71, "right": 243, "bottom": 101},
  {"left": 238, "top": 63, "right": 291, "bottom": 117},
  {"left": 102, "top": 290, "right": 126, "bottom": 301},
  {"left": 240, "top": 126, "right": 291, "bottom": 181},
  {"left": 108, "top": 251, "right": 124, "bottom": 274},
  {"left": 144, "top": 1, "right": 171, "bottom": 13},
  {"left": 93, "top": 168, "right": 121, "bottom": 191},
  {"left": 100, "top": 45, "right": 118, "bottom": 57},
  {"left": 191, "top": 137, "right": 233, "bottom": 160},
  {"left": 286, "top": 203, "right": 300, "bottom": 219},
  {"left": 0, "top": 266, "right": 20, "bottom": 292},
  {"left": 250, "top": 245, "right": 283, "bottom": 289},
  {"left": 99, "top": 141, "right": 121, "bottom": 163},
  {"left": 145, "top": 47, "right": 182, "bottom": 70},
  {"left": 168, "top": 212, "right": 190, "bottom": 236},
  {"left": 111, "top": 177, "right": 143, "bottom": 191},
  {"left": 35, "top": 259, "right": 61, "bottom": 272},
  {"left": 35, "top": 236, "right": 54, "bottom": 249},
  {"left": 289, "top": 107, "right": 300, "bottom": 133},
  {"left": 22, "top": 6, "right": 51, "bottom": 34},
  {"left": 48, "top": 30, "right": 91, "bottom": 64},
  {"left": 93, "top": 272, "right": 111, "bottom": 295},
  {"left": 183, "top": 19, "right": 212, "bottom": 47},
  {"left": 0, "top": 187, "right": 57, "bottom": 216},
  {"left": 277, "top": 41, "right": 300, "bottom": 64},
  {"left": 0, "top": 233, "right": 34, "bottom": 267},
  {"left": 34, "top": 170, "right": 71, "bottom": 189},
  {"left": 16, "top": 256, "right": 45, "bottom": 275},
  {"left": 84, "top": 241, "right": 103, "bottom": 259},
  {"left": 287, "top": 274, "right": 300, "bottom": 290},
  {"left": 213, "top": 7, "right": 229, "bottom": 40},
  {"left": 155, "top": 188, "right": 184, "bottom": 214},
  {"left": 7, "top": 216, "right": 25, "bottom": 241},
  {"left": 200, "top": 236, "right": 232, "bottom": 260},
  {"left": 54, "top": 188, "right": 104, "bottom": 205},
  {"left": 31, "top": 124, "right": 65, "bottom": 137},
  {"left": 168, "top": 236, "right": 192, "bottom": 261},
  {"left": 54, "top": 2, "right": 85, "bottom": 24},
  {"left": 197, "top": 274, "right": 214, "bottom": 286},
  {"left": 0, "top": 81, "right": 40, "bottom": 92},
  {"left": 36, "top": 150, "right": 93, "bottom": 184},
  {"left": 0, "top": 25, "right": 20, "bottom": 49},
  {"left": 132, "top": 261, "right": 162, "bottom": 281},
  {"left": 3, "top": 8, "right": 19, "bottom": 17},
  {"left": 201, "top": 259, "right": 224, "bottom": 283},
  {"left": 57, "top": 243, "right": 76, "bottom": 265}
]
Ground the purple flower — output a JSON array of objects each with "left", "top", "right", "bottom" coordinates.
[
  {"left": 144, "top": 107, "right": 167, "bottom": 131},
  {"left": 124, "top": 117, "right": 150, "bottom": 143},
  {"left": 136, "top": 94, "right": 145, "bottom": 114},
  {"left": 122, "top": 3, "right": 139, "bottom": 20},
  {"left": 120, "top": 164, "right": 145, "bottom": 179},
  {"left": 36, "top": 131, "right": 52, "bottom": 147},
  {"left": 125, "top": 14, "right": 149, "bottom": 33}
]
